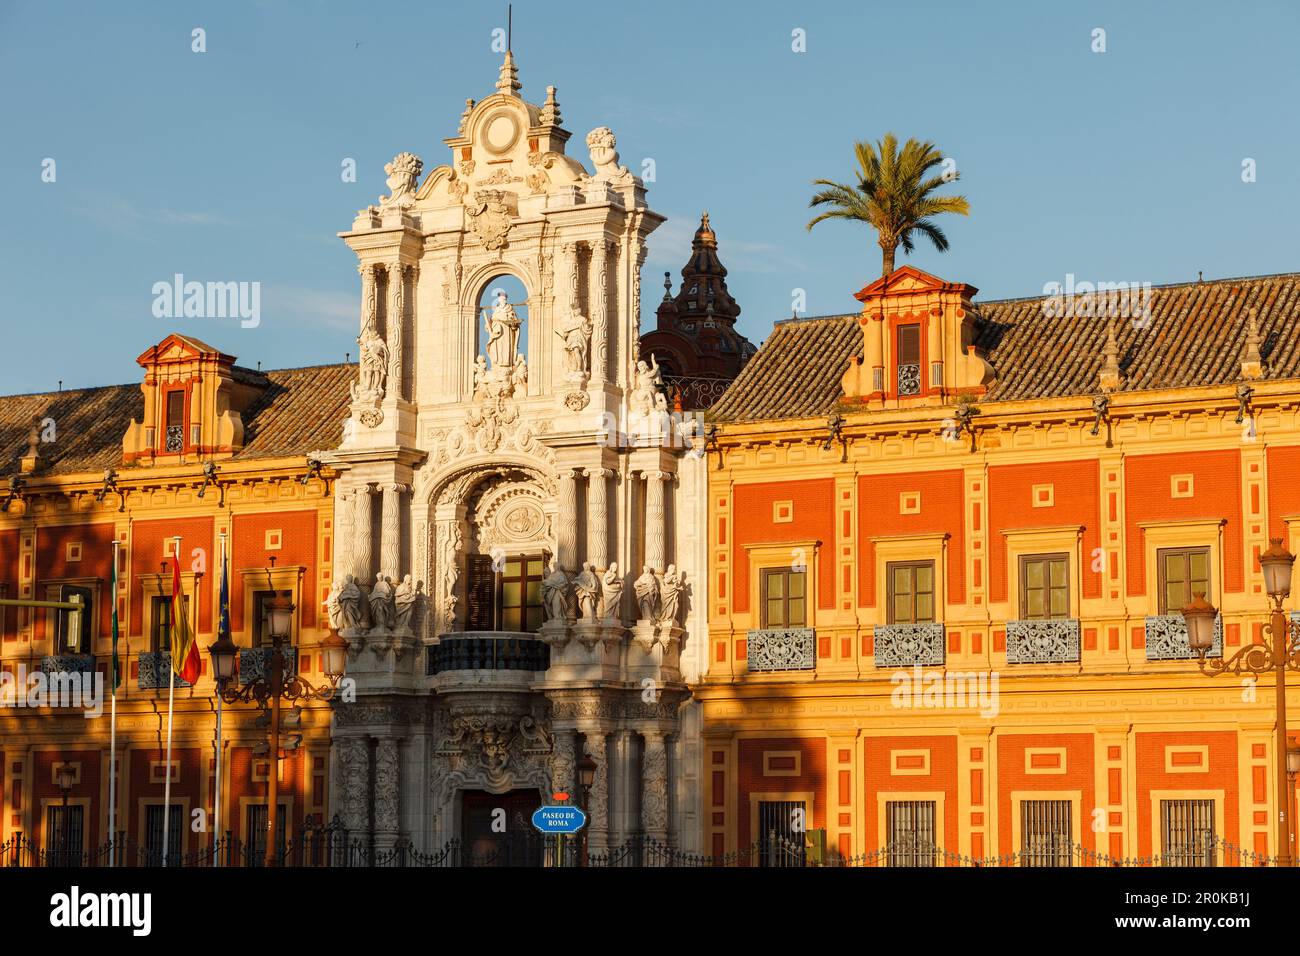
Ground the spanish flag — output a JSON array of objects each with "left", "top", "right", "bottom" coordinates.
[{"left": 170, "top": 547, "right": 201, "bottom": 684}]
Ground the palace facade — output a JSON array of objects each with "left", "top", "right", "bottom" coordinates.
[
  {"left": 0, "top": 334, "right": 348, "bottom": 861},
  {"left": 701, "top": 266, "right": 1300, "bottom": 863}
]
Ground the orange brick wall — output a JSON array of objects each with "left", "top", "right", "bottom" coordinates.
[
  {"left": 988, "top": 461, "right": 1101, "bottom": 603},
  {"left": 732, "top": 479, "right": 836, "bottom": 614},
  {"left": 864, "top": 735, "right": 959, "bottom": 851},
  {"left": 129, "top": 516, "right": 215, "bottom": 635},
  {"left": 1134, "top": 731, "right": 1240, "bottom": 855},
  {"left": 736, "top": 737, "right": 827, "bottom": 846},
  {"left": 230, "top": 510, "right": 320, "bottom": 629},
  {"left": 857, "top": 470, "right": 966, "bottom": 607},
  {"left": 33, "top": 521, "right": 116, "bottom": 638},
  {"left": 1267, "top": 446, "right": 1300, "bottom": 538},
  {"left": 995, "top": 733, "right": 1097, "bottom": 855}
]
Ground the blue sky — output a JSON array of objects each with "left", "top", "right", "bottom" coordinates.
[{"left": 3, "top": 0, "right": 1298, "bottom": 393}]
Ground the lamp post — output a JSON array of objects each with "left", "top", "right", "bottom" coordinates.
[
  {"left": 55, "top": 764, "right": 74, "bottom": 867},
  {"left": 577, "top": 751, "right": 597, "bottom": 868},
  {"left": 1183, "top": 537, "right": 1297, "bottom": 866},
  {"left": 208, "top": 590, "right": 348, "bottom": 867}
]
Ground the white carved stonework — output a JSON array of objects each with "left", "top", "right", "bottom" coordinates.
[{"left": 329, "top": 52, "right": 699, "bottom": 855}]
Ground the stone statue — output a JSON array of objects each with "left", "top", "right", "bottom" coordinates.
[
  {"left": 471, "top": 355, "right": 489, "bottom": 400},
  {"left": 658, "top": 564, "right": 682, "bottom": 627},
  {"left": 555, "top": 308, "right": 592, "bottom": 381},
  {"left": 394, "top": 574, "right": 417, "bottom": 631},
  {"left": 369, "top": 572, "right": 395, "bottom": 630},
  {"left": 484, "top": 291, "right": 521, "bottom": 372},
  {"left": 542, "top": 560, "right": 572, "bottom": 622},
  {"left": 586, "top": 126, "right": 634, "bottom": 185},
  {"left": 338, "top": 574, "right": 363, "bottom": 631},
  {"left": 379, "top": 151, "right": 423, "bottom": 209},
  {"left": 324, "top": 579, "right": 344, "bottom": 630},
  {"left": 575, "top": 562, "right": 600, "bottom": 623},
  {"left": 601, "top": 562, "right": 623, "bottom": 624},
  {"left": 630, "top": 354, "right": 667, "bottom": 416},
  {"left": 634, "top": 565, "right": 660, "bottom": 621},
  {"left": 358, "top": 326, "right": 389, "bottom": 396}
]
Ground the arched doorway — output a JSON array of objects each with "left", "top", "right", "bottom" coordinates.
[{"left": 460, "top": 788, "right": 544, "bottom": 866}]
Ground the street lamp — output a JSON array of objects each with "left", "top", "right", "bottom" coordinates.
[
  {"left": 1184, "top": 537, "right": 1298, "bottom": 866},
  {"left": 208, "top": 586, "right": 348, "bottom": 867},
  {"left": 55, "top": 764, "right": 74, "bottom": 866},
  {"left": 577, "top": 751, "right": 597, "bottom": 868}
]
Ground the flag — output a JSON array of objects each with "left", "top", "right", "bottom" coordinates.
[
  {"left": 170, "top": 547, "right": 201, "bottom": 684},
  {"left": 109, "top": 544, "right": 121, "bottom": 692},
  {"left": 218, "top": 541, "right": 232, "bottom": 653}
]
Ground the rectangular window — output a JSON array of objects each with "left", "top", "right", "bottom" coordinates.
[
  {"left": 887, "top": 561, "right": 935, "bottom": 624},
  {"left": 1020, "top": 799, "right": 1072, "bottom": 867},
  {"left": 144, "top": 804, "right": 184, "bottom": 866},
  {"left": 1161, "top": 799, "right": 1216, "bottom": 867},
  {"left": 245, "top": 804, "right": 289, "bottom": 867},
  {"left": 1158, "top": 547, "right": 1211, "bottom": 614},
  {"left": 756, "top": 800, "right": 807, "bottom": 868},
  {"left": 150, "top": 594, "right": 189, "bottom": 653},
  {"left": 466, "top": 554, "right": 546, "bottom": 633},
  {"left": 885, "top": 800, "right": 937, "bottom": 867},
  {"left": 1019, "top": 553, "right": 1070, "bottom": 620},
  {"left": 896, "top": 324, "right": 921, "bottom": 396},
  {"left": 165, "top": 390, "right": 185, "bottom": 452},
  {"left": 47, "top": 804, "right": 84, "bottom": 867},
  {"left": 760, "top": 568, "right": 806, "bottom": 628},
  {"left": 57, "top": 584, "right": 93, "bottom": 654},
  {"left": 252, "top": 590, "right": 287, "bottom": 647}
]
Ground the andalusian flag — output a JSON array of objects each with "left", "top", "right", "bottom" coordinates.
[
  {"left": 170, "top": 550, "right": 201, "bottom": 684},
  {"left": 109, "top": 544, "right": 121, "bottom": 692}
]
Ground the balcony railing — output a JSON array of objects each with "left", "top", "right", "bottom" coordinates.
[
  {"left": 39, "top": 654, "right": 95, "bottom": 675},
  {"left": 137, "top": 651, "right": 192, "bottom": 689},
  {"left": 427, "top": 633, "right": 550, "bottom": 675},
  {"left": 239, "top": 646, "right": 297, "bottom": 685},
  {"left": 1145, "top": 614, "right": 1222, "bottom": 661},
  {"left": 661, "top": 374, "right": 734, "bottom": 411},
  {"left": 1006, "top": 619, "right": 1081, "bottom": 664},
  {"left": 746, "top": 628, "right": 815, "bottom": 672},
  {"left": 874, "top": 622, "right": 945, "bottom": 667}
]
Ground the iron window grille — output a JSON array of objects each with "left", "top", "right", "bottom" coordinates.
[
  {"left": 1161, "top": 799, "right": 1216, "bottom": 867},
  {"left": 757, "top": 800, "right": 807, "bottom": 868},
  {"left": 1020, "top": 799, "right": 1072, "bottom": 866},
  {"left": 885, "top": 800, "right": 937, "bottom": 867}
]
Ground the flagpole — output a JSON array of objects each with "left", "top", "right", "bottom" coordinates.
[
  {"left": 213, "top": 532, "right": 226, "bottom": 868},
  {"left": 161, "top": 535, "right": 180, "bottom": 868},
  {"left": 109, "top": 540, "right": 119, "bottom": 867}
]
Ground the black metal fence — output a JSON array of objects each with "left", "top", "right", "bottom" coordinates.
[{"left": 1, "top": 819, "right": 1282, "bottom": 868}]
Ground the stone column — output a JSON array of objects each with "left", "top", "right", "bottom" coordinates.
[
  {"left": 584, "top": 468, "right": 610, "bottom": 570},
  {"left": 351, "top": 483, "right": 374, "bottom": 584},
  {"left": 549, "top": 728, "right": 576, "bottom": 797},
  {"left": 336, "top": 737, "right": 370, "bottom": 838},
  {"left": 585, "top": 731, "right": 609, "bottom": 850},
  {"left": 589, "top": 240, "right": 609, "bottom": 385},
  {"left": 373, "top": 737, "right": 401, "bottom": 851},
  {"left": 642, "top": 731, "right": 670, "bottom": 847},
  {"left": 359, "top": 262, "right": 379, "bottom": 332},
  {"left": 380, "top": 483, "right": 406, "bottom": 582},
  {"left": 386, "top": 262, "right": 406, "bottom": 402},
  {"left": 558, "top": 469, "right": 578, "bottom": 571},
  {"left": 643, "top": 471, "right": 668, "bottom": 573}
]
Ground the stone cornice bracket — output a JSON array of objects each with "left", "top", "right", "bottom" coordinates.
[
  {"left": 1235, "top": 382, "right": 1254, "bottom": 425},
  {"left": 0, "top": 474, "right": 27, "bottom": 513},
  {"left": 95, "top": 467, "right": 125, "bottom": 512},
  {"left": 1090, "top": 393, "right": 1113, "bottom": 449},
  {"left": 196, "top": 460, "right": 225, "bottom": 508},
  {"left": 703, "top": 423, "right": 723, "bottom": 471},
  {"left": 821, "top": 412, "right": 847, "bottom": 462}
]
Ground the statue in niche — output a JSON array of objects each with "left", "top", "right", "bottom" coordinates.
[
  {"left": 634, "top": 565, "right": 660, "bottom": 621},
  {"left": 337, "top": 574, "right": 363, "bottom": 631},
  {"left": 484, "top": 290, "right": 521, "bottom": 372},
  {"left": 357, "top": 326, "right": 389, "bottom": 397},
  {"left": 555, "top": 306, "right": 592, "bottom": 382},
  {"left": 394, "top": 574, "right": 418, "bottom": 631},
  {"left": 574, "top": 562, "right": 600, "bottom": 623},
  {"left": 369, "top": 572, "right": 395, "bottom": 630},
  {"left": 542, "top": 560, "right": 572, "bottom": 622},
  {"left": 658, "top": 565, "right": 683, "bottom": 627},
  {"left": 601, "top": 562, "right": 623, "bottom": 625}
]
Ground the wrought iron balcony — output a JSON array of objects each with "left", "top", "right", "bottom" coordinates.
[
  {"left": 661, "top": 374, "right": 734, "bottom": 411},
  {"left": 874, "top": 622, "right": 945, "bottom": 667},
  {"left": 1145, "top": 614, "right": 1222, "bottom": 661},
  {"left": 39, "top": 654, "right": 95, "bottom": 675},
  {"left": 427, "top": 632, "right": 550, "bottom": 675},
  {"left": 1006, "top": 619, "right": 1081, "bottom": 664},
  {"left": 746, "top": 628, "right": 815, "bottom": 672},
  {"left": 137, "top": 651, "right": 192, "bottom": 689},
  {"left": 239, "top": 646, "right": 297, "bottom": 685}
]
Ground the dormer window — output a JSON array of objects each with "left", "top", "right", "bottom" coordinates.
[
  {"left": 164, "top": 391, "right": 185, "bottom": 452},
  {"left": 896, "top": 324, "right": 922, "bottom": 396}
]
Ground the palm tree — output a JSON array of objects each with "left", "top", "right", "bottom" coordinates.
[{"left": 807, "top": 134, "right": 970, "bottom": 278}]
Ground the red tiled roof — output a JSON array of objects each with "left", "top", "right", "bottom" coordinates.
[
  {"left": 0, "top": 364, "right": 356, "bottom": 477},
  {"left": 710, "top": 272, "right": 1300, "bottom": 422}
]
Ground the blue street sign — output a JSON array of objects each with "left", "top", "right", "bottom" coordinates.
[{"left": 532, "top": 804, "right": 587, "bottom": 834}]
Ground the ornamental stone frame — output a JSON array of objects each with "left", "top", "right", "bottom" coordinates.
[{"left": 318, "top": 52, "right": 706, "bottom": 855}]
